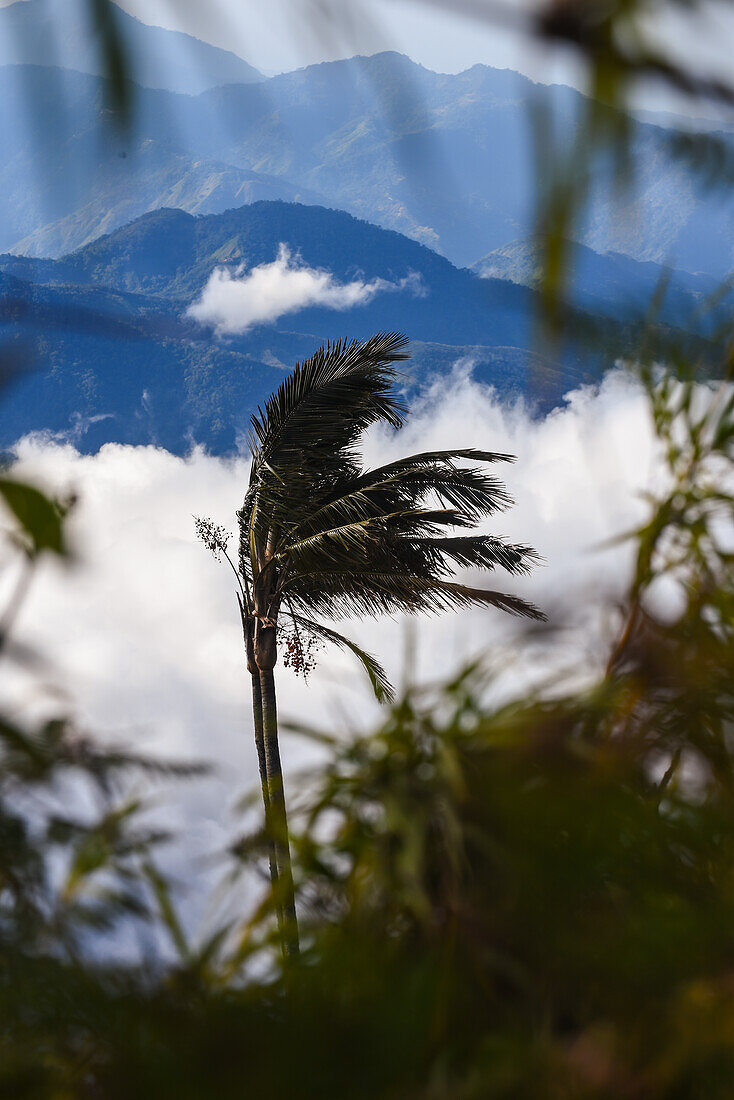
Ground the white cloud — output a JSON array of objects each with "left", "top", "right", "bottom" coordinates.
[
  {"left": 2, "top": 367, "right": 662, "bottom": 935},
  {"left": 187, "top": 244, "right": 424, "bottom": 335}
]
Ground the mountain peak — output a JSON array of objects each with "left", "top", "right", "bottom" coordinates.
[{"left": 0, "top": 0, "right": 262, "bottom": 94}]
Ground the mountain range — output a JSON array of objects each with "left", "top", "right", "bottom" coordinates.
[
  {"left": 1, "top": 200, "right": 720, "bottom": 455},
  {"left": 0, "top": 41, "right": 731, "bottom": 274},
  {"left": 472, "top": 238, "right": 723, "bottom": 325},
  {"left": 0, "top": 0, "right": 262, "bottom": 93},
  {"left": 0, "top": 201, "right": 579, "bottom": 453}
]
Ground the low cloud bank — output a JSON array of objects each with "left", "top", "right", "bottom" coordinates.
[
  {"left": 187, "top": 244, "right": 423, "bottom": 334},
  {"left": 3, "top": 367, "right": 659, "bottom": 926}
]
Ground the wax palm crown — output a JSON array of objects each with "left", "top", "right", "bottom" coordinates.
[{"left": 238, "top": 332, "right": 543, "bottom": 699}]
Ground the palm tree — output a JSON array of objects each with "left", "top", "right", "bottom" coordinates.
[{"left": 234, "top": 332, "right": 544, "bottom": 960}]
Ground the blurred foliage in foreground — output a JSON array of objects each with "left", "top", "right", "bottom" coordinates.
[{"left": 1, "top": 356, "right": 732, "bottom": 1097}]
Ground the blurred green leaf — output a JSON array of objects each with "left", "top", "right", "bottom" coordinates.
[
  {"left": 89, "top": 0, "right": 131, "bottom": 121},
  {"left": 0, "top": 478, "right": 67, "bottom": 557}
]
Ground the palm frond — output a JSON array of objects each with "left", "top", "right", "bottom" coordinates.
[
  {"left": 249, "top": 333, "right": 409, "bottom": 468},
  {"left": 355, "top": 447, "right": 517, "bottom": 474},
  {"left": 430, "top": 579, "right": 546, "bottom": 620},
  {"left": 406, "top": 535, "right": 542, "bottom": 576},
  {"left": 240, "top": 334, "right": 411, "bottom": 562},
  {"left": 277, "top": 508, "right": 471, "bottom": 563},
  {"left": 282, "top": 459, "right": 515, "bottom": 547},
  {"left": 282, "top": 568, "right": 546, "bottom": 622}
]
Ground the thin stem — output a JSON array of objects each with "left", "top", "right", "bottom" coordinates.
[
  {"left": 605, "top": 595, "right": 641, "bottom": 678},
  {"left": 259, "top": 666, "right": 300, "bottom": 960},
  {"left": 222, "top": 546, "right": 249, "bottom": 607},
  {"left": 656, "top": 747, "right": 682, "bottom": 808},
  {"left": 239, "top": 592, "right": 279, "bottom": 915},
  {"left": 250, "top": 671, "right": 280, "bottom": 918}
]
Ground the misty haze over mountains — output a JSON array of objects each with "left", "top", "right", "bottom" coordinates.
[
  {"left": 0, "top": 4, "right": 732, "bottom": 276},
  {"left": 0, "top": 0, "right": 731, "bottom": 455}
]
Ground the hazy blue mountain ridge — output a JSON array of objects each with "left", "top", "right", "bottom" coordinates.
[
  {"left": 8, "top": 201, "right": 710, "bottom": 342},
  {"left": 0, "top": 52, "right": 731, "bottom": 276},
  {"left": 0, "top": 65, "right": 324, "bottom": 257},
  {"left": 0, "top": 0, "right": 262, "bottom": 93},
  {"left": 473, "top": 238, "right": 726, "bottom": 331}
]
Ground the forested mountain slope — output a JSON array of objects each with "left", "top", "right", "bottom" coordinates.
[{"left": 0, "top": 202, "right": 611, "bottom": 453}]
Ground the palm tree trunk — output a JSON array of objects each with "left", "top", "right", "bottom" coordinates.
[
  {"left": 259, "top": 666, "right": 300, "bottom": 959},
  {"left": 250, "top": 671, "right": 281, "bottom": 919}
]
